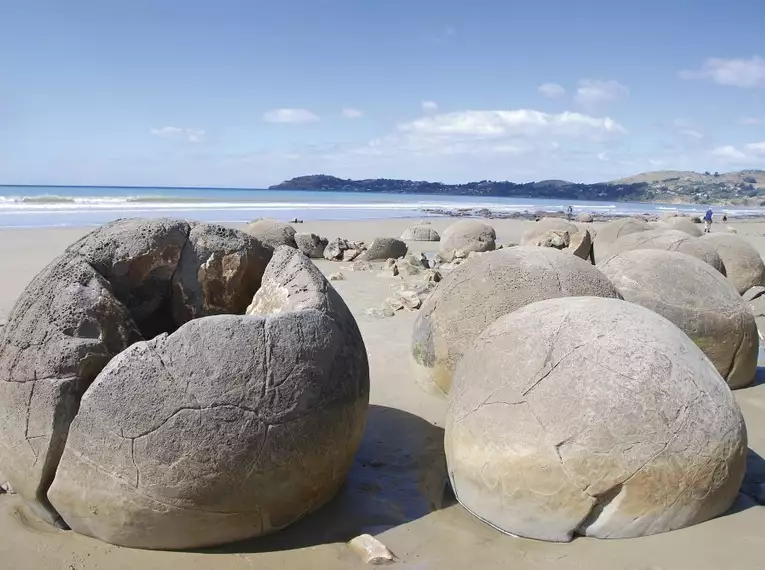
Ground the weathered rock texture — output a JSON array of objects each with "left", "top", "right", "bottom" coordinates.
[
  {"left": 701, "top": 233, "right": 765, "bottom": 295},
  {"left": 592, "top": 218, "right": 650, "bottom": 263},
  {"left": 411, "top": 247, "right": 621, "bottom": 397},
  {"left": 665, "top": 216, "right": 703, "bottom": 237},
  {"left": 599, "top": 249, "right": 758, "bottom": 388},
  {"left": 244, "top": 219, "right": 297, "bottom": 249},
  {"left": 295, "top": 233, "right": 328, "bottom": 258},
  {"left": 521, "top": 218, "right": 592, "bottom": 260},
  {"left": 440, "top": 220, "right": 496, "bottom": 254},
  {"left": 603, "top": 229, "right": 726, "bottom": 274},
  {"left": 45, "top": 246, "right": 368, "bottom": 549},
  {"left": 446, "top": 297, "right": 747, "bottom": 542},
  {"left": 359, "top": 237, "right": 408, "bottom": 261},
  {"left": 401, "top": 224, "right": 441, "bottom": 241},
  {"left": 576, "top": 213, "right": 594, "bottom": 223}
]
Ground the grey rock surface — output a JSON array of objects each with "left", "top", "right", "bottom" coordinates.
[
  {"left": 47, "top": 247, "right": 369, "bottom": 549},
  {"left": 440, "top": 220, "right": 496, "bottom": 254},
  {"left": 401, "top": 225, "right": 441, "bottom": 241},
  {"left": 666, "top": 216, "right": 703, "bottom": 237},
  {"left": 522, "top": 218, "right": 592, "bottom": 260},
  {"left": 359, "top": 238, "right": 408, "bottom": 261},
  {"left": 599, "top": 249, "right": 758, "bottom": 388},
  {"left": 743, "top": 285, "right": 765, "bottom": 302},
  {"left": 701, "top": 233, "right": 765, "bottom": 294},
  {"left": 295, "top": 233, "right": 328, "bottom": 258},
  {"left": 243, "top": 219, "right": 297, "bottom": 249},
  {"left": 603, "top": 229, "right": 726, "bottom": 274},
  {"left": 446, "top": 297, "right": 747, "bottom": 542},
  {"left": 592, "top": 218, "right": 650, "bottom": 263},
  {"left": 576, "top": 212, "right": 594, "bottom": 223},
  {"left": 0, "top": 218, "right": 280, "bottom": 539},
  {"left": 411, "top": 247, "right": 621, "bottom": 397}
]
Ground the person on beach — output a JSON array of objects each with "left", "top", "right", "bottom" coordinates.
[
  {"left": 567, "top": 205, "right": 573, "bottom": 221},
  {"left": 723, "top": 213, "right": 728, "bottom": 223},
  {"left": 704, "top": 208, "right": 713, "bottom": 233}
]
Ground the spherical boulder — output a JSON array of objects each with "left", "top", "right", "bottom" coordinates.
[
  {"left": 665, "top": 216, "right": 703, "bottom": 237},
  {"left": 359, "top": 237, "right": 408, "bottom": 261},
  {"left": 576, "top": 212, "right": 594, "bottom": 223},
  {"left": 46, "top": 246, "right": 369, "bottom": 549},
  {"left": 701, "top": 233, "right": 765, "bottom": 294},
  {"left": 440, "top": 220, "right": 496, "bottom": 254},
  {"left": 401, "top": 224, "right": 441, "bottom": 241},
  {"left": 592, "top": 218, "right": 649, "bottom": 263},
  {"left": 244, "top": 219, "right": 297, "bottom": 249},
  {"left": 446, "top": 297, "right": 746, "bottom": 542},
  {"left": 604, "top": 229, "right": 726, "bottom": 274},
  {"left": 598, "top": 249, "right": 757, "bottom": 388},
  {"left": 295, "top": 232, "right": 328, "bottom": 258},
  {"left": 411, "top": 247, "right": 621, "bottom": 396},
  {"left": 521, "top": 218, "right": 592, "bottom": 260}
]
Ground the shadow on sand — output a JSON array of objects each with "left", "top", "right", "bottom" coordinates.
[
  {"left": 733, "top": 447, "right": 765, "bottom": 513},
  {"left": 201, "top": 404, "right": 454, "bottom": 554}
]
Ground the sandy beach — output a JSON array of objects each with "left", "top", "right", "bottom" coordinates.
[{"left": 2, "top": 217, "right": 765, "bottom": 570}]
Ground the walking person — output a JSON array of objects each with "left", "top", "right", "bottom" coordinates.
[
  {"left": 704, "top": 208, "right": 713, "bottom": 233},
  {"left": 567, "top": 205, "right": 573, "bottom": 221}
]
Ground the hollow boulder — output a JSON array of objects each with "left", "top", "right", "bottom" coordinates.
[
  {"left": 411, "top": 247, "right": 621, "bottom": 397},
  {"left": 46, "top": 246, "right": 369, "bottom": 549},
  {"left": 295, "top": 232, "right": 328, "bottom": 258},
  {"left": 521, "top": 218, "right": 592, "bottom": 260},
  {"left": 446, "top": 297, "right": 746, "bottom": 542},
  {"left": 598, "top": 249, "right": 758, "bottom": 388},
  {"left": 701, "top": 233, "right": 765, "bottom": 295}
]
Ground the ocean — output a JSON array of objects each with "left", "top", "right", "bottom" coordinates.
[{"left": 0, "top": 185, "right": 762, "bottom": 228}]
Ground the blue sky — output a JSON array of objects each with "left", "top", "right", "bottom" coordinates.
[{"left": 1, "top": 0, "right": 764, "bottom": 187}]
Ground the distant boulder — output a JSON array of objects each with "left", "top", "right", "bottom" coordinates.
[
  {"left": 576, "top": 212, "right": 594, "bottom": 223},
  {"left": 295, "top": 233, "right": 328, "bottom": 258},
  {"left": 401, "top": 224, "right": 441, "bottom": 241},
  {"left": 244, "top": 219, "right": 297, "bottom": 249},
  {"left": 440, "top": 220, "right": 496, "bottom": 254},
  {"left": 359, "top": 238, "right": 408, "bottom": 261}
]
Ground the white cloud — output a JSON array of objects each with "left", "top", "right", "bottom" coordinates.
[
  {"left": 711, "top": 141, "right": 765, "bottom": 163},
  {"left": 263, "top": 108, "right": 321, "bottom": 124},
  {"left": 740, "top": 117, "right": 762, "bottom": 125},
  {"left": 341, "top": 108, "right": 364, "bottom": 119},
  {"left": 398, "top": 109, "right": 627, "bottom": 138},
  {"left": 575, "top": 79, "right": 629, "bottom": 105},
  {"left": 680, "top": 129, "right": 704, "bottom": 139},
  {"left": 538, "top": 83, "right": 566, "bottom": 98},
  {"left": 150, "top": 126, "right": 206, "bottom": 143},
  {"left": 680, "top": 56, "right": 765, "bottom": 88},
  {"left": 421, "top": 100, "right": 439, "bottom": 113}
]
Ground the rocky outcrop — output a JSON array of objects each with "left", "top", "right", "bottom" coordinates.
[
  {"left": 295, "top": 233, "right": 328, "bottom": 258},
  {"left": 243, "top": 219, "right": 297, "bottom": 249}
]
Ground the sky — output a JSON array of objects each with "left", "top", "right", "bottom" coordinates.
[{"left": 0, "top": 0, "right": 764, "bottom": 187}]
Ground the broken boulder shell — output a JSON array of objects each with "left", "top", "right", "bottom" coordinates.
[
  {"left": 0, "top": 220, "right": 369, "bottom": 550},
  {"left": 446, "top": 296, "right": 746, "bottom": 542}
]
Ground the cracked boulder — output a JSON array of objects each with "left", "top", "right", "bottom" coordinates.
[
  {"left": 599, "top": 249, "right": 758, "bottom": 389},
  {"left": 521, "top": 218, "right": 592, "bottom": 260},
  {"left": 47, "top": 246, "right": 369, "bottom": 549},
  {"left": 446, "top": 296, "right": 746, "bottom": 542},
  {"left": 440, "top": 220, "right": 496, "bottom": 255},
  {"left": 411, "top": 247, "right": 621, "bottom": 397},
  {"left": 0, "top": 218, "right": 275, "bottom": 538},
  {"left": 591, "top": 218, "right": 650, "bottom": 263},
  {"left": 295, "top": 232, "right": 328, "bottom": 258},
  {"left": 700, "top": 233, "right": 765, "bottom": 295},
  {"left": 243, "top": 219, "right": 297, "bottom": 249},
  {"left": 604, "top": 229, "right": 726, "bottom": 274}
]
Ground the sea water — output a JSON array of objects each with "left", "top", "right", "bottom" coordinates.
[{"left": 0, "top": 185, "right": 761, "bottom": 228}]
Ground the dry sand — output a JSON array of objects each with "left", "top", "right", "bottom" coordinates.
[{"left": 1, "top": 217, "right": 765, "bottom": 569}]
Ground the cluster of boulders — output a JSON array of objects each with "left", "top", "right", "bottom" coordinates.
[
  {"left": 410, "top": 216, "right": 761, "bottom": 542},
  {"left": 0, "top": 218, "right": 370, "bottom": 550}
]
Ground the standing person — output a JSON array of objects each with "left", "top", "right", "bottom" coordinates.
[
  {"left": 704, "top": 208, "right": 713, "bottom": 233},
  {"left": 722, "top": 213, "right": 728, "bottom": 223},
  {"left": 567, "top": 205, "right": 573, "bottom": 221}
]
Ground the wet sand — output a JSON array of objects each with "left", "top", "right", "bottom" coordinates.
[{"left": 1, "top": 218, "right": 765, "bottom": 569}]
